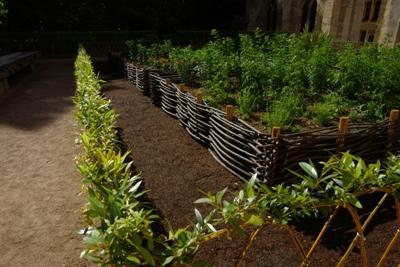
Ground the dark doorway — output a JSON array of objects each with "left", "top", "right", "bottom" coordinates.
[
  {"left": 301, "top": 0, "right": 317, "bottom": 32},
  {"left": 266, "top": 0, "right": 278, "bottom": 31}
]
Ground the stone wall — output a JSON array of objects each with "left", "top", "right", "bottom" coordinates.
[{"left": 247, "top": 0, "right": 400, "bottom": 46}]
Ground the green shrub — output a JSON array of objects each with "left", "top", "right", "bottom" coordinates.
[
  {"left": 262, "top": 93, "right": 305, "bottom": 133},
  {"left": 313, "top": 92, "right": 344, "bottom": 126}
]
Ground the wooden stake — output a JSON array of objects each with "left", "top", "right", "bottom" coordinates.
[
  {"left": 337, "top": 117, "right": 349, "bottom": 153},
  {"left": 179, "top": 83, "right": 185, "bottom": 92},
  {"left": 196, "top": 92, "right": 202, "bottom": 104},
  {"left": 389, "top": 109, "right": 399, "bottom": 121},
  {"left": 166, "top": 78, "right": 171, "bottom": 85},
  {"left": 271, "top": 126, "right": 281, "bottom": 138},
  {"left": 270, "top": 126, "right": 281, "bottom": 186},
  {"left": 338, "top": 117, "right": 349, "bottom": 134},
  {"left": 384, "top": 109, "right": 399, "bottom": 157},
  {"left": 226, "top": 105, "right": 233, "bottom": 122}
]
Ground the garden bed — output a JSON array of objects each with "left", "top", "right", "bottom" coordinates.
[{"left": 94, "top": 60, "right": 400, "bottom": 267}]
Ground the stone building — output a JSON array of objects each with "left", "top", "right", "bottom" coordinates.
[{"left": 246, "top": 0, "right": 400, "bottom": 46}]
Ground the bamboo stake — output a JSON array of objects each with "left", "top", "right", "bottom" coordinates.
[
  {"left": 196, "top": 92, "right": 202, "bottom": 104},
  {"left": 270, "top": 126, "right": 281, "bottom": 186},
  {"left": 179, "top": 83, "right": 185, "bottom": 92},
  {"left": 337, "top": 193, "right": 389, "bottom": 266},
  {"left": 235, "top": 222, "right": 308, "bottom": 267},
  {"left": 337, "top": 117, "right": 349, "bottom": 154},
  {"left": 224, "top": 105, "right": 234, "bottom": 144},
  {"left": 377, "top": 194, "right": 400, "bottom": 267},
  {"left": 272, "top": 126, "right": 281, "bottom": 138},
  {"left": 196, "top": 92, "right": 203, "bottom": 134},
  {"left": 337, "top": 204, "right": 368, "bottom": 267},
  {"left": 384, "top": 109, "right": 399, "bottom": 158},
  {"left": 300, "top": 206, "right": 341, "bottom": 267},
  {"left": 235, "top": 224, "right": 268, "bottom": 267},
  {"left": 226, "top": 105, "right": 233, "bottom": 122}
]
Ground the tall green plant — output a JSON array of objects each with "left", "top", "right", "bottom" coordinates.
[
  {"left": 262, "top": 93, "right": 305, "bottom": 133},
  {"left": 237, "top": 29, "right": 270, "bottom": 118}
]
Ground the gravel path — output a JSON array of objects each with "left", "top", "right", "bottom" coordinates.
[{"left": 0, "top": 59, "right": 90, "bottom": 267}]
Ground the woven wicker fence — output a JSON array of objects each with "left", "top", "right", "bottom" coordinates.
[{"left": 120, "top": 58, "right": 400, "bottom": 186}]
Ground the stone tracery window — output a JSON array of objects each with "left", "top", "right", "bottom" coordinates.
[
  {"left": 301, "top": 0, "right": 317, "bottom": 32},
  {"left": 363, "top": 0, "right": 381, "bottom": 22},
  {"left": 266, "top": 0, "right": 278, "bottom": 31}
]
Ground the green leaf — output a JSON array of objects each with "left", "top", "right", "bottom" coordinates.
[
  {"left": 137, "top": 245, "right": 155, "bottom": 266},
  {"left": 345, "top": 194, "right": 362, "bottom": 209},
  {"left": 230, "top": 218, "right": 246, "bottom": 238},
  {"left": 394, "top": 190, "right": 400, "bottom": 200},
  {"left": 206, "top": 223, "right": 218, "bottom": 234},
  {"left": 83, "top": 252, "right": 103, "bottom": 263},
  {"left": 342, "top": 171, "right": 352, "bottom": 188},
  {"left": 299, "top": 162, "right": 318, "bottom": 180},
  {"left": 194, "top": 198, "right": 214, "bottom": 204},
  {"left": 354, "top": 159, "right": 364, "bottom": 179},
  {"left": 127, "top": 256, "right": 141, "bottom": 264},
  {"left": 161, "top": 256, "right": 175, "bottom": 267},
  {"left": 86, "top": 196, "right": 105, "bottom": 218},
  {"left": 110, "top": 200, "right": 122, "bottom": 224},
  {"left": 216, "top": 187, "right": 228, "bottom": 204},
  {"left": 195, "top": 208, "right": 203, "bottom": 227},
  {"left": 83, "top": 237, "right": 98, "bottom": 247},
  {"left": 333, "top": 178, "right": 343, "bottom": 187},
  {"left": 246, "top": 174, "right": 257, "bottom": 197},
  {"left": 128, "top": 180, "right": 142, "bottom": 194},
  {"left": 243, "top": 213, "right": 263, "bottom": 226}
]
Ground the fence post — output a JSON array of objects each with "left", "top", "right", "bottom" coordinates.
[
  {"left": 136, "top": 65, "right": 140, "bottom": 88},
  {"left": 143, "top": 68, "right": 149, "bottom": 95},
  {"left": 337, "top": 117, "right": 349, "bottom": 155},
  {"left": 270, "top": 126, "right": 281, "bottom": 185},
  {"left": 226, "top": 105, "right": 233, "bottom": 122},
  {"left": 195, "top": 92, "right": 203, "bottom": 137},
  {"left": 179, "top": 83, "right": 185, "bottom": 92},
  {"left": 166, "top": 78, "right": 171, "bottom": 85},
  {"left": 196, "top": 92, "right": 202, "bottom": 105},
  {"left": 272, "top": 126, "right": 281, "bottom": 138},
  {"left": 384, "top": 109, "right": 399, "bottom": 158}
]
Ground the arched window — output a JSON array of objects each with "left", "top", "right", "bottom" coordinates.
[
  {"left": 362, "top": 0, "right": 381, "bottom": 22},
  {"left": 266, "top": 0, "right": 278, "bottom": 31},
  {"left": 301, "top": 0, "right": 317, "bottom": 32}
]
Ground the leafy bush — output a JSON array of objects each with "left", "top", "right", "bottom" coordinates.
[
  {"left": 262, "top": 93, "right": 305, "bottom": 133},
  {"left": 125, "top": 30, "right": 400, "bottom": 133}
]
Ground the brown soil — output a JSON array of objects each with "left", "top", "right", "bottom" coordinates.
[{"left": 0, "top": 58, "right": 398, "bottom": 267}]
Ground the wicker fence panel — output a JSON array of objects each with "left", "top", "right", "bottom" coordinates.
[{"left": 122, "top": 60, "right": 400, "bottom": 186}]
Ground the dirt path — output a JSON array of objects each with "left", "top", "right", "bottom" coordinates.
[{"left": 0, "top": 59, "right": 90, "bottom": 267}]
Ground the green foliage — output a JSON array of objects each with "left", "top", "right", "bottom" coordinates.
[
  {"left": 74, "top": 52, "right": 400, "bottom": 265},
  {"left": 127, "top": 29, "right": 400, "bottom": 133},
  {"left": 262, "top": 93, "right": 305, "bottom": 133},
  {"left": 237, "top": 29, "right": 270, "bottom": 118},
  {"left": 313, "top": 92, "right": 344, "bottom": 126},
  {"left": 169, "top": 46, "right": 197, "bottom": 84},
  {"left": 0, "top": 0, "right": 7, "bottom": 24},
  {"left": 200, "top": 151, "right": 400, "bottom": 229}
]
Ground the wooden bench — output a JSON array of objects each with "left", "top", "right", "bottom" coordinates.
[{"left": 0, "top": 51, "right": 42, "bottom": 95}]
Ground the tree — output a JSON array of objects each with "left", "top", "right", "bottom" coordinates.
[
  {"left": 1, "top": 0, "right": 246, "bottom": 32},
  {"left": 0, "top": 0, "right": 8, "bottom": 24}
]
